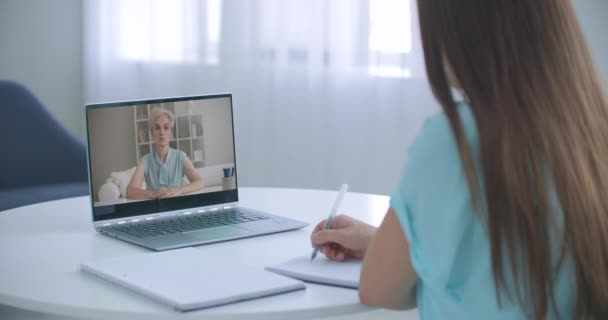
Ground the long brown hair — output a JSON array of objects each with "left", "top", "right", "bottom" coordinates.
[{"left": 417, "top": 0, "right": 608, "bottom": 318}]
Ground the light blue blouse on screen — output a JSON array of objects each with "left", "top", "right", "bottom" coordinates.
[
  {"left": 389, "top": 103, "right": 575, "bottom": 319},
  {"left": 141, "top": 148, "right": 185, "bottom": 191}
]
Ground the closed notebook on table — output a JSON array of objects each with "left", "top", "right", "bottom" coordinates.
[
  {"left": 265, "top": 256, "right": 361, "bottom": 289},
  {"left": 80, "top": 247, "right": 305, "bottom": 311}
]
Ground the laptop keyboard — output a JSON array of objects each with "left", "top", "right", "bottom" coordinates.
[{"left": 110, "top": 208, "right": 270, "bottom": 238}]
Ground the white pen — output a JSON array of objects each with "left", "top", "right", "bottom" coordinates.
[{"left": 310, "top": 183, "right": 349, "bottom": 263}]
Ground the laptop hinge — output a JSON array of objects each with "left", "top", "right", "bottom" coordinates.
[{"left": 94, "top": 201, "right": 240, "bottom": 228}]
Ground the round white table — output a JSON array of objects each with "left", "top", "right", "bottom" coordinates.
[{"left": 0, "top": 187, "right": 419, "bottom": 320}]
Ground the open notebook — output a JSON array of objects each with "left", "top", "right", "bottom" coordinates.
[
  {"left": 80, "top": 248, "right": 305, "bottom": 311},
  {"left": 266, "top": 256, "right": 362, "bottom": 289}
]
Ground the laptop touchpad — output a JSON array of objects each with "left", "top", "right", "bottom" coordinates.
[{"left": 184, "top": 226, "right": 250, "bottom": 242}]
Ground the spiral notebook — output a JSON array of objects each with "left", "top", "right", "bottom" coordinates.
[
  {"left": 265, "top": 256, "right": 362, "bottom": 289},
  {"left": 80, "top": 248, "right": 306, "bottom": 311}
]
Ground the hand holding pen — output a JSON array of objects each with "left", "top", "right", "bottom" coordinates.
[
  {"left": 310, "top": 184, "right": 348, "bottom": 262},
  {"left": 310, "top": 185, "right": 378, "bottom": 262}
]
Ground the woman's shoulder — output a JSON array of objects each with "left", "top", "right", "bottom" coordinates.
[
  {"left": 138, "top": 152, "right": 154, "bottom": 169},
  {"left": 172, "top": 148, "right": 187, "bottom": 157},
  {"left": 140, "top": 152, "right": 153, "bottom": 163},
  {"left": 413, "top": 103, "right": 476, "bottom": 150},
  {"left": 410, "top": 104, "right": 476, "bottom": 161},
  {"left": 168, "top": 148, "right": 188, "bottom": 162},
  {"left": 399, "top": 103, "right": 479, "bottom": 199}
]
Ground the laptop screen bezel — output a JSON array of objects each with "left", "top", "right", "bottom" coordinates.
[{"left": 85, "top": 93, "right": 239, "bottom": 222}]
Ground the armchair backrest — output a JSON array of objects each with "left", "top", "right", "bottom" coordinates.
[{"left": 0, "top": 80, "right": 88, "bottom": 189}]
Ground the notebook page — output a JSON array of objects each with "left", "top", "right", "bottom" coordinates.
[{"left": 266, "top": 256, "right": 361, "bottom": 289}]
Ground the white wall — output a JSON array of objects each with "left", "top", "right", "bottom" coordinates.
[
  {"left": 87, "top": 106, "right": 137, "bottom": 200},
  {"left": 197, "top": 98, "right": 236, "bottom": 167},
  {"left": 0, "top": 0, "right": 83, "bottom": 136},
  {"left": 573, "top": 0, "right": 608, "bottom": 88},
  {"left": 1, "top": 0, "right": 606, "bottom": 196}
]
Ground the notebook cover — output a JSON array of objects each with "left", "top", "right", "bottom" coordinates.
[{"left": 81, "top": 247, "right": 306, "bottom": 311}]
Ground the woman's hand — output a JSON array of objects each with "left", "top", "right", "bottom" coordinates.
[
  {"left": 310, "top": 214, "right": 377, "bottom": 261},
  {"left": 155, "top": 187, "right": 182, "bottom": 199}
]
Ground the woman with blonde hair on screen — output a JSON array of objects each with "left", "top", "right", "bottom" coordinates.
[
  {"left": 127, "top": 107, "right": 203, "bottom": 199},
  {"left": 311, "top": 0, "right": 608, "bottom": 318}
]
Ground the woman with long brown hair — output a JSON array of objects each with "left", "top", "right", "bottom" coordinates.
[{"left": 311, "top": 0, "right": 608, "bottom": 318}]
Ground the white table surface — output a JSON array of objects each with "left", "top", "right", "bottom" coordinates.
[{"left": 0, "top": 187, "right": 419, "bottom": 320}]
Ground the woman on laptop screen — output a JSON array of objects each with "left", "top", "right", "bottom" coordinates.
[{"left": 127, "top": 107, "right": 203, "bottom": 199}]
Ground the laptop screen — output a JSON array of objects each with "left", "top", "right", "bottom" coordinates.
[{"left": 85, "top": 94, "right": 238, "bottom": 222}]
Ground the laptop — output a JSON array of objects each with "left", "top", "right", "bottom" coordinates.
[{"left": 85, "top": 93, "right": 308, "bottom": 251}]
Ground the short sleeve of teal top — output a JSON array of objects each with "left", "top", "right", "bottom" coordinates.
[
  {"left": 389, "top": 104, "right": 574, "bottom": 319},
  {"left": 141, "top": 148, "right": 186, "bottom": 191}
]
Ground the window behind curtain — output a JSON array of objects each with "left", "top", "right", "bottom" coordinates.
[{"left": 111, "top": 0, "right": 413, "bottom": 78}]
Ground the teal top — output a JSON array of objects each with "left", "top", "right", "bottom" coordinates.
[
  {"left": 141, "top": 148, "right": 186, "bottom": 191},
  {"left": 389, "top": 104, "right": 575, "bottom": 319}
]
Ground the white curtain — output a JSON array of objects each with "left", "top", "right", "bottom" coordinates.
[{"left": 84, "top": 0, "right": 440, "bottom": 195}]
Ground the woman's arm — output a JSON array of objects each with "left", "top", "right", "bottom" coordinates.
[
  {"left": 359, "top": 208, "right": 417, "bottom": 310},
  {"left": 126, "top": 163, "right": 157, "bottom": 199},
  {"left": 179, "top": 156, "right": 203, "bottom": 194},
  {"left": 310, "top": 210, "right": 417, "bottom": 309}
]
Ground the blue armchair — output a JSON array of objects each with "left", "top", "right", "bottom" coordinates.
[{"left": 0, "top": 81, "right": 89, "bottom": 211}]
